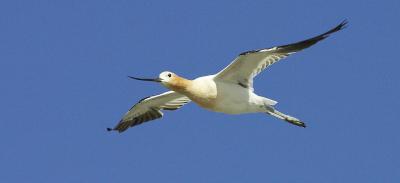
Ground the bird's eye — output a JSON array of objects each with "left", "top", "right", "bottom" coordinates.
[{"left": 167, "top": 73, "right": 172, "bottom": 77}]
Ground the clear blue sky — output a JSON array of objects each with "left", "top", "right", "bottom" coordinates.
[{"left": 1, "top": 0, "right": 399, "bottom": 182}]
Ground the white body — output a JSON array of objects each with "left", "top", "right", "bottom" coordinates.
[{"left": 189, "top": 75, "right": 277, "bottom": 114}]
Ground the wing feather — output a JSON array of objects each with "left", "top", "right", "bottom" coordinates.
[
  {"left": 215, "top": 20, "right": 347, "bottom": 90},
  {"left": 109, "top": 91, "right": 191, "bottom": 133}
]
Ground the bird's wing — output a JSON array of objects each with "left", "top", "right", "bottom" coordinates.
[
  {"left": 109, "top": 91, "right": 191, "bottom": 133},
  {"left": 214, "top": 20, "right": 347, "bottom": 90}
]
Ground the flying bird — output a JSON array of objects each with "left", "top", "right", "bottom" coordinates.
[{"left": 108, "top": 20, "right": 347, "bottom": 133}]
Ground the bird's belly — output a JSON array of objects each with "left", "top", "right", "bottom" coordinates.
[
  {"left": 190, "top": 96, "right": 218, "bottom": 110},
  {"left": 211, "top": 98, "right": 255, "bottom": 114},
  {"left": 191, "top": 91, "right": 260, "bottom": 114}
]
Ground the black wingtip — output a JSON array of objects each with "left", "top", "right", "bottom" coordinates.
[
  {"left": 316, "top": 19, "right": 349, "bottom": 40},
  {"left": 340, "top": 19, "right": 349, "bottom": 28},
  {"left": 106, "top": 127, "right": 113, "bottom": 132},
  {"left": 330, "top": 19, "right": 349, "bottom": 34},
  {"left": 240, "top": 20, "right": 349, "bottom": 56}
]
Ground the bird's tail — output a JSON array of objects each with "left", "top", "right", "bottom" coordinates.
[{"left": 266, "top": 108, "right": 306, "bottom": 128}]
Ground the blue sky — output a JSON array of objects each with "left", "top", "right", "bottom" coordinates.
[{"left": 1, "top": 0, "right": 399, "bottom": 182}]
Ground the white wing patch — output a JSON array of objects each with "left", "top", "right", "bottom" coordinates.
[{"left": 250, "top": 52, "right": 289, "bottom": 79}]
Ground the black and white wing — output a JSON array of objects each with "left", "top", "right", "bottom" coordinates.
[
  {"left": 215, "top": 20, "right": 347, "bottom": 90},
  {"left": 108, "top": 91, "right": 191, "bottom": 133}
]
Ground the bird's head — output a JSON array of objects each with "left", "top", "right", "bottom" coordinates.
[
  {"left": 128, "top": 71, "right": 189, "bottom": 91},
  {"left": 158, "top": 71, "right": 177, "bottom": 84}
]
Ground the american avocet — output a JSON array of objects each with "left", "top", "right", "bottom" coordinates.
[{"left": 108, "top": 20, "right": 347, "bottom": 133}]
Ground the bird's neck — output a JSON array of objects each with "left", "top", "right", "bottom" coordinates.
[{"left": 167, "top": 76, "right": 192, "bottom": 94}]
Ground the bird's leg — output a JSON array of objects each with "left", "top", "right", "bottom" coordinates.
[{"left": 265, "top": 106, "right": 306, "bottom": 128}]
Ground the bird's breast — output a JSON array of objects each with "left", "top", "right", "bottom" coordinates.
[{"left": 184, "top": 77, "right": 218, "bottom": 110}]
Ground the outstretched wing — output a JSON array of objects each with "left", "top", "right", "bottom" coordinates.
[
  {"left": 215, "top": 20, "right": 347, "bottom": 90},
  {"left": 108, "top": 91, "right": 191, "bottom": 133}
]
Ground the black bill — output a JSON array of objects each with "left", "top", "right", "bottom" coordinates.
[{"left": 128, "top": 76, "right": 162, "bottom": 82}]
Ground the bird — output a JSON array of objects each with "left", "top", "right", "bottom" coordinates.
[{"left": 108, "top": 20, "right": 347, "bottom": 133}]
